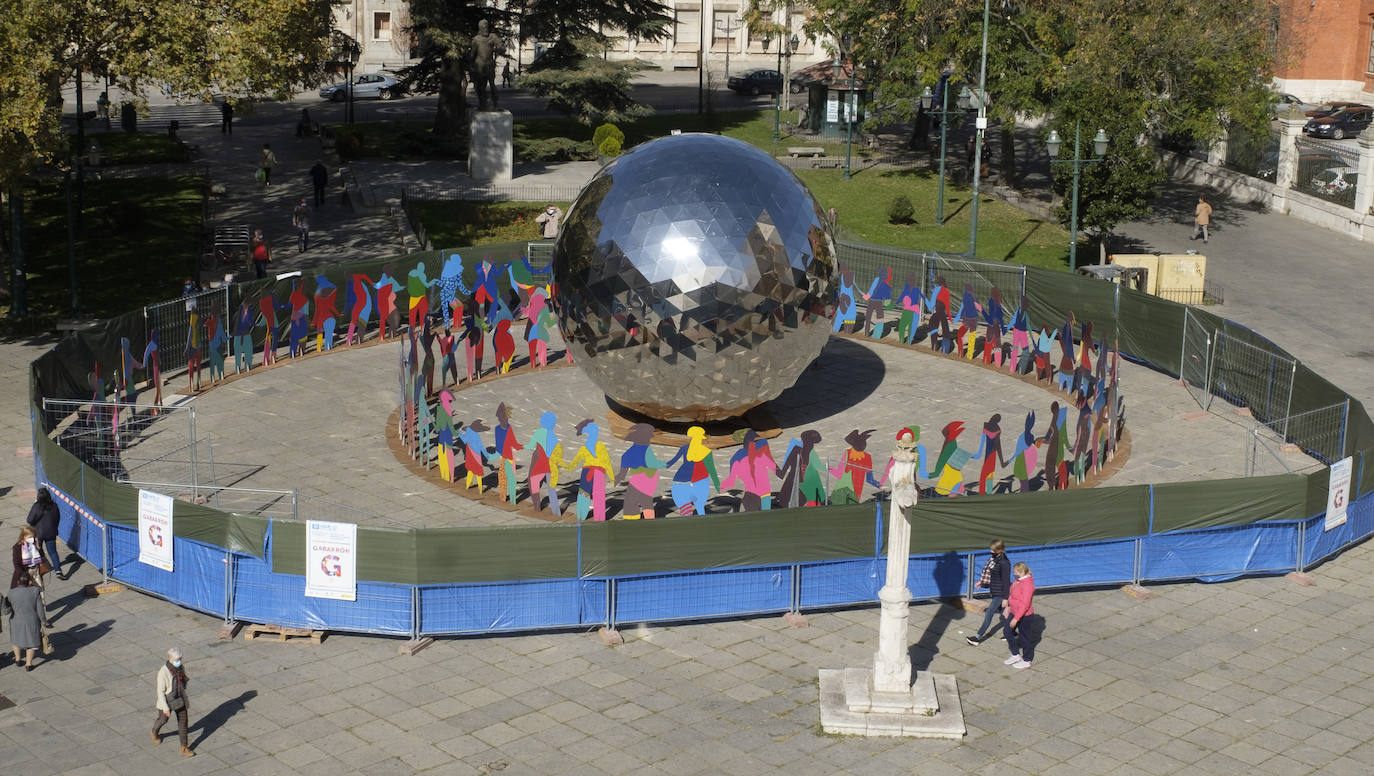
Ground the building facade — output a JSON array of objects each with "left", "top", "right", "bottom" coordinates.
[
  {"left": 1273, "top": 0, "right": 1374, "bottom": 101},
  {"left": 334, "top": 0, "right": 830, "bottom": 80}
]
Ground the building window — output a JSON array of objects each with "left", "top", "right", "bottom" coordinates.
[
  {"left": 674, "top": 5, "right": 701, "bottom": 48},
  {"left": 712, "top": 11, "right": 739, "bottom": 47},
  {"left": 373, "top": 12, "right": 392, "bottom": 42},
  {"left": 1368, "top": 19, "right": 1374, "bottom": 73}
]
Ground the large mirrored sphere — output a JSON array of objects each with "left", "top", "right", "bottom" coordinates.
[{"left": 553, "top": 133, "right": 836, "bottom": 422}]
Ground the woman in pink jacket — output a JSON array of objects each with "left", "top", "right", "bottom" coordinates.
[{"left": 1001, "top": 562, "right": 1036, "bottom": 669}]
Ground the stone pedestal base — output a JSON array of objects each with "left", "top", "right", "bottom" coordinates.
[
  {"left": 469, "top": 110, "right": 513, "bottom": 182},
  {"left": 818, "top": 668, "right": 965, "bottom": 738}
]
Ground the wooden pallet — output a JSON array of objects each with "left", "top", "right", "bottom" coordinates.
[{"left": 242, "top": 623, "right": 324, "bottom": 644}]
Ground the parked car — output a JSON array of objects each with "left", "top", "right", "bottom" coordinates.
[
  {"left": 1273, "top": 92, "right": 1318, "bottom": 115},
  {"left": 727, "top": 68, "right": 783, "bottom": 96},
  {"left": 1303, "top": 105, "right": 1374, "bottom": 139},
  {"left": 1310, "top": 166, "right": 1359, "bottom": 194},
  {"left": 1302, "top": 101, "right": 1369, "bottom": 119},
  {"left": 319, "top": 73, "right": 401, "bottom": 101}
]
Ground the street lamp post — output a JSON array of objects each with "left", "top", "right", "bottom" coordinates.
[
  {"left": 968, "top": 0, "right": 991, "bottom": 256},
  {"left": 343, "top": 40, "right": 360, "bottom": 124},
  {"left": 1046, "top": 121, "right": 1108, "bottom": 272},
  {"left": 715, "top": 16, "right": 739, "bottom": 80},
  {"left": 840, "top": 33, "right": 855, "bottom": 180},
  {"left": 770, "top": 33, "right": 800, "bottom": 142},
  {"left": 920, "top": 76, "right": 958, "bottom": 224}
]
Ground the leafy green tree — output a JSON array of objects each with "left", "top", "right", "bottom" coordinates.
[
  {"left": 394, "top": 0, "right": 504, "bottom": 137},
  {"left": 803, "top": 0, "right": 1282, "bottom": 253}
]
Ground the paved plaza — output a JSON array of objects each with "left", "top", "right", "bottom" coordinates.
[{"left": 2, "top": 111, "right": 1374, "bottom": 774}]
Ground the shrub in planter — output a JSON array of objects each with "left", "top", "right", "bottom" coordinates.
[{"left": 887, "top": 194, "right": 915, "bottom": 225}]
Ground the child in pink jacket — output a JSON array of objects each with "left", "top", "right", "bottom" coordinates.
[{"left": 1001, "top": 562, "right": 1036, "bottom": 669}]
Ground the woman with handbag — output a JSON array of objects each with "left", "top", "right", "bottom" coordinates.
[
  {"left": 8, "top": 569, "right": 44, "bottom": 671},
  {"left": 12, "top": 527, "right": 50, "bottom": 623},
  {"left": 153, "top": 647, "right": 195, "bottom": 757}
]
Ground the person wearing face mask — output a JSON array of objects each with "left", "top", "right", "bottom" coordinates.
[
  {"left": 153, "top": 647, "right": 195, "bottom": 757},
  {"left": 535, "top": 204, "right": 563, "bottom": 239}
]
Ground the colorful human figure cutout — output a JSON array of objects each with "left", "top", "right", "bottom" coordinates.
[
  {"left": 185, "top": 309, "right": 202, "bottom": 393},
  {"left": 493, "top": 318, "right": 516, "bottom": 374},
  {"left": 974, "top": 413, "right": 1009, "bottom": 494},
  {"left": 896, "top": 274, "right": 926, "bottom": 345},
  {"left": 861, "top": 268, "right": 893, "bottom": 338},
  {"left": 493, "top": 402, "right": 524, "bottom": 504},
  {"left": 982, "top": 287, "right": 1006, "bottom": 366},
  {"left": 833, "top": 270, "right": 857, "bottom": 333},
  {"left": 1008, "top": 294, "right": 1031, "bottom": 372},
  {"left": 666, "top": 426, "right": 719, "bottom": 516},
  {"left": 435, "top": 390, "right": 459, "bottom": 482},
  {"left": 438, "top": 251, "right": 471, "bottom": 327},
  {"left": 460, "top": 296, "right": 487, "bottom": 382},
  {"left": 457, "top": 418, "right": 494, "bottom": 493},
  {"left": 1009, "top": 411, "right": 1040, "bottom": 493},
  {"left": 954, "top": 284, "right": 980, "bottom": 357},
  {"left": 616, "top": 422, "right": 665, "bottom": 519},
  {"left": 828, "top": 429, "right": 879, "bottom": 504},
  {"left": 562, "top": 419, "right": 613, "bottom": 521},
  {"left": 232, "top": 301, "right": 254, "bottom": 373},
  {"left": 721, "top": 428, "right": 777, "bottom": 512},
  {"left": 311, "top": 275, "right": 340, "bottom": 352},
  {"left": 119, "top": 333, "right": 161, "bottom": 407},
  {"left": 472, "top": 259, "right": 501, "bottom": 317},
  {"left": 930, "top": 421, "right": 980, "bottom": 496},
  {"left": 438, "top": 327, "right": 458, "bottom": 387},
  {"left": 406, "top": 261, "right": 439, "bottom": 333},
  {"left": 528, "top": 412, "right": 563, "bottom": 516},
  {"left": 374, "top": 268, "right": 403, "bottom": 340},
  {"left": 777, "top": 429, "right": 826, "bottom": 507},
  {"left": 345, "top": 273, "right": 375, "bottom": 346},
  {"left": 206, "top": 313, "right": 226, "bottom": 383},
  {"left": 523, "top": 290, "right": 552, "bottom": 368},
  {"left": 286, "top": 282, "right": 310, "bottom": 357}
]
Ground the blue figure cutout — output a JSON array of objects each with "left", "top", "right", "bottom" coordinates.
[
  {"left": 232, "top": 301, "right": 254, "bottom": 374},
  {"left": 374, "top": 270, "right": 403, "bottom": 340},
  {"left": 313, "top": 275, "right": 340, "bottom": 352},
  {"left": 982, "top": 287, "right": 1005, "bottom": 366},
  {"left": 862, "top": 268, "right": 893, "bottom": 338},
  {"left": 439, "top": 251, "right": 472, "bottom": 327},
  {"left": 1009, "top": 411, "right": 1039, "bottom": 493},
  {"left": 528, "top": 411, "right": 563, "bottom": 516}
]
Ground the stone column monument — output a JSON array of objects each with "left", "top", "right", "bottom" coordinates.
[
  {"left": 1353, "top": 125, "right": 1374, "bottom": 217},
  {"left": 819, "top": 429, "right": 965, "bottom": 738},
  {"left": 468, "top": 20, "right": 512, "bottom": 182}
]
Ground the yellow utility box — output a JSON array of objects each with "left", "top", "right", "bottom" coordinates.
[{"left": 1155, "top": 254, "right": 1207, "bottom": 304}]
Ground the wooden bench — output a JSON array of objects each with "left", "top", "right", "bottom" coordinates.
[{"left": 788, "top": 146, "right": 826, "bottom": 158}]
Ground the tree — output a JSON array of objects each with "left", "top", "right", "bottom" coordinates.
[
  {"left": 516, "top": 0, "right": 672, "bottom": 126},
  {"left": 394, "top": 0, "right": 504, "bottom": 137},
  {"left": 803, "top": 0, "right": 1283, "bottom": 250}
]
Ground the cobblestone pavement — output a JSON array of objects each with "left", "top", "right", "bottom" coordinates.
[{"left": 2, "top": 115, "right": 1373, "bottom": 774}]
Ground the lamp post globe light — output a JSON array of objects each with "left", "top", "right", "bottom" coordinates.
[
  {"left": 920, "top": 74, "right": 958, "bottom": 224},
  {"left": 1046, "top": 121, "right": 1108, "bottom": 272},
  {"left": 770, "top": 33, "right": 800, "bottom": 142}
]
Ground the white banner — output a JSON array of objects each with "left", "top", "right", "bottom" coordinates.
[
  {"left": 137, "top": 489, "right": 175, "bottom": 572},
  {"left": 826, "top": 94, "right": 839, "bottom": 124},
  {"left": 1325, "top": 457, "right": 1353, "bottom": 531},
  {"left": 306, "top": 521, "right": 357, "bottom": 601}
]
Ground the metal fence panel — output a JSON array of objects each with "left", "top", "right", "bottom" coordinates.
[
  {"left": 418, "top": 579, "right": 596, "bottom": 634},
  {"left": 146, "top": 287, "right": 231, "bottom": 374},
  {"left": 1180, "top": 308, "right": 1216, "bottom": 410},
  {"left": 927, "top": 253, "right": 1026, "bottom": 310},
  {"left": 612, "top": 566, "right": 793, "bottom": 624},
  {"left": 1212, "top": 332, "right": 1295, "bottom": 425}
]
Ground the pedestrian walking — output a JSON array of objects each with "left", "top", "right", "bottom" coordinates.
[
  {"left": 219, "top": 101, "right": 233, "bottom": 135},
  {"left": 152, "top": 647, "right": 196, "bottom": 757},
  {"left": 293, "top": 198, "right": 311, "bottom": 253},
  {"left": 11, "top": 527, "right": 49, "bottom": 617},
  {"left": 258, "top": 143, "right": 277, "bottom": 186},
  {"left": 502, "top": 62, "right": 513, "bottom": 88},
  {"left": 1191, "top": 194, "right": 1212, "bottom": 243},
  {"left": 7, "top": 570, "right": 45, "bottom": 672},
  {"left": 309, "top": 160, "right": 329, "bottom": 207},
  {"left": 295, "top": 107, "right": 313, "bottom": 138},
  {"left": 1001, "top": 562, "right": 1036, "bottom": 669},
  {"left": 966, "top": 539, "right": 1010, "bottom": 645},
  {"left": 25, "top": 488, "right": 64, "bottom": 580},
  {"left": 535, "top": 205, "right": 563, "bottom": 238},
  {"left": 250, "top": 229, "right": 272, "bottom": 279}
]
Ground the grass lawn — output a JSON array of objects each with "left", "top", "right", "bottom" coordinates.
[
  {"left": 1, "top": 176, "right": 204, "bottom": 331},
  {"left": 795, "top": 168, "right": 1071, "bottom": 270},
  {"left": 79, "top": 131, "right": 192, "bottom": 165},
  {"left": 409, "top": 200, "right": 573, "bottom": 247}
]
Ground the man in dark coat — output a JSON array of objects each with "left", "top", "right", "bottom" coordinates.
[
  {"left": 966, "top": 539, "right": 1011, "bottom": 645},
  {"left": 26, "top": 488, "right": 63, "bottom": 579},
  {"left": 309, "top": 161, "right": 328, "bottom": 207}
]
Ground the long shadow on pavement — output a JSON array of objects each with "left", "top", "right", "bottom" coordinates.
[{"left": 190, "top": 690, "right": 258, "bottom": 748}]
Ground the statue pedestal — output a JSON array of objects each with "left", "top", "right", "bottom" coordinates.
[{"left": 469, "top": 110, "right": 513, "bottom": 182}]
